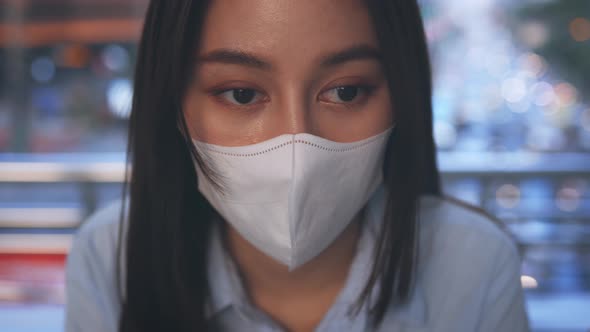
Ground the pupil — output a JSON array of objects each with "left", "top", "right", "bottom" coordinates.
[
  {"left": 233, "top": 89, "right": 255, "bottom": 104},
  {"left": 337, "top": 86, "right": 358, "bottom": 102}
]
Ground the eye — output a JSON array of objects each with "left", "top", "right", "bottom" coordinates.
[
  {"left": 216, "top": 88, "right": 265, "bottom": 105},
  {"left": 319, "top": 85, "right": 374, "bottom": 104}
]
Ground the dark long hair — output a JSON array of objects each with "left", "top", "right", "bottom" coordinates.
[{"left": 118, "top": 0, "right": 440, "bottom": 331}]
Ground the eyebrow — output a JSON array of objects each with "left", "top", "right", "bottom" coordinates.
[{"left": 197, "top": 44, "right": 382, "bottom": 71}]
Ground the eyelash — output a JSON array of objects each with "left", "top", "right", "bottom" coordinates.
[
  {"left": 319, "top": 85, "right": 376, "bottom": 105},
  {"left": 211, "top": 88, "right": 267, "bottom": 109},
  {"left": 210, "top": 84, "right": 377, "bottom": 110}
]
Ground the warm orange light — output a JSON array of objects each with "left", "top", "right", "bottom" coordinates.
[
  {"left": 554, "top": 82, "right": 578, "bottom": 107},
  {"left": 569, "top": 17, "right": 590, "bottom": 42},
  {"left": 58, "top": 44, "right": 92, "bottom": 68},
  {"left": 0, "top": 19, "right": 143, "bottom": 47}
]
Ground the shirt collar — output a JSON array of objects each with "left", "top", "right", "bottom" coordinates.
[{"left": 205, "top": 185, "right": 428, "bottom": 327}]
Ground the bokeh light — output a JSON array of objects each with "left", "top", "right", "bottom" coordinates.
[
  {"left": 496, "top": 184, "right": 521, "bottom": 209},
  {"left": 106, "top": 79, "right": 133, "bottom": 119},
  {"left": 554, "top": 82, "right": 578, "bottom": 108},
  {"left": 101, "top": 44, "right": 130, "bottom": 73},
  {"left": 521, "top": 275, "right": 539, "bottom": 289},
  {"left": 501, "top": 77, "right": 528, "bottom": 104},
  {"left": 30, "top": 57, "right": 55, "bottom": 83},
  {"left": 531, "top": 82, "right": 555, "bottom": 107},
  {"left": 569, "top": 17, "right": 590, "bottom": 42}
]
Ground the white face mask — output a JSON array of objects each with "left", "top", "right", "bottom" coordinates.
[{"left": 192, "top": 127, "right": 392, "bottom": 270}]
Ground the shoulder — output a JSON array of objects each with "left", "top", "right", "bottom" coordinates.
[
  {"left": 375, "top": 196, "right": 528, "bottom": 330},
  {"left": 76, "top": 199, "right": 125, "bottom": 239},
  {"left": 64, "top": 200, "right": 126, "bottom": 331},
  {"left": 368, "top": 188, "right": 518, "bottom": 262},
  {"left": 417, "top": 194, "right": 518, "bottom": 261},
  {"left": 415, "top": 195, "right": 523, "bottom": 312},
  {"left": 69, "top": 199, "right": 125, "bottom": 263},
  {"left": 66, "top": 199, "right": 125, "bottom": 282},
  {"left": 416, "top": 194, "right": 521, "bottom": 276}
]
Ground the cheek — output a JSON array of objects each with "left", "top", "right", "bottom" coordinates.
[
  {"left": 183, "top": 90, "right": 228, "bottom": 143},
  {"left": 182, "top": 92, "right": 204, "bottom": 140},
  {"left": 182, "top": 89, "right": 270, "bottom": 145}
]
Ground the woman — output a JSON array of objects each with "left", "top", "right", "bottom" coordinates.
[{"left": 65, "top": 0, "right": 530, "bottom": 331}]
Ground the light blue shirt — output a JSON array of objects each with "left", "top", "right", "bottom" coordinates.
[{"left": 65, "top": 187, "right": 530, "bottom": 331}]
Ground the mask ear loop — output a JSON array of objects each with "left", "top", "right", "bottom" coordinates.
[{"left": 176, "top": 111, "right": 224, "bottom": 192}]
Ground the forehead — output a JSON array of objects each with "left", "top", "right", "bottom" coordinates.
[{"left": 199, "top": 0, "right": 378, "bottom": 64}]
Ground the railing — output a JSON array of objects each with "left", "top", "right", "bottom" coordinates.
[
  {"left": 1, "top": 152, "right": 589, "bottom": 258},
  {"left": 0, "top": 152, "right": 590, "bottom": 228}
]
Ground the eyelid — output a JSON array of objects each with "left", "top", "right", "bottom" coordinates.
[
  {"left": 210, "top": 87, "right": 269, "bottom": 109},
  {"left": 211, "top": 87, "right": 262, "bottom": 97},
  {"left": 318, "top": 84, "right": 376, "bottom": 104},
  {"left": 208, "top": 81, "right": 263, "bottom": 95},
  {"left": 205, "top": 78, "right": 377, "bottom": 109}
]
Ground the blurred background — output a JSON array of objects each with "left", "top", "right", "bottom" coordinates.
[{"left": 0, "top": 0, "right": 588, "bottom": 331}]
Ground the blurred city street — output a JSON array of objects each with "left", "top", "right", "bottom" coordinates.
[{"left": 1, "top": 0, "right": 589, "bottom": 331}]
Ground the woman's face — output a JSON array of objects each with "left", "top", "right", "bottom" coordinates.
[{"left": 184, "top": 0, "right": 393, "bottom": 145}]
